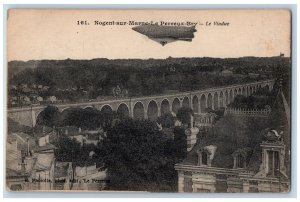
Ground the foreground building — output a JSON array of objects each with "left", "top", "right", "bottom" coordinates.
[
  {"left": 6, "top": 130, "right": 56, "bottom": 191},
  {"left": 175, "top": 129, "right": 290, "bottom": 193},
  {"left": 175, "top": 83, "right": 290, "bottom": 193}
]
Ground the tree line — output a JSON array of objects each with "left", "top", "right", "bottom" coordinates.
[{"left": 8, "top": 57, "right": 286, "bottom": 101}]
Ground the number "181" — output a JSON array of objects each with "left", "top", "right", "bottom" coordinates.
[{"left": 77, "top": 21, "right": 89, "bottom": 25}]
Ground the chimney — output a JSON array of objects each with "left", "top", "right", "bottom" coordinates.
[
  {"left": 26, "top": 137, "right": 30, "bottom": 156},
  {"left": 65, "top": 129, "right": 68, "bottom": 135},
  {"left": 20, "top": 157, "right": 26, "bottom": 175},
  {"left": 186, "top": 115, "right": 199, "bottom": 152},
  {"left": 79, "top": 127, "right": 82, "bottom": 133},
  {"left": 19, "top": 152, "right": 27, "bottom": 175},
  {"left": 190, "top": 114, "right": 194, "bottom": 128}
]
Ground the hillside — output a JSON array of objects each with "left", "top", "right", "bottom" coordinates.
[{"left": 7, "top": 56, "right": 290, "bottom": 105}]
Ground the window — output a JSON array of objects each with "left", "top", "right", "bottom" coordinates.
[
  {"left": 267, "top": 150, "right": 279, "bottom": 176},
  {"left": 196, "top": 188, "right": 210, "bottom": 193},
  {"left": 198, "top": 148, "right": 213, "bottom": 166},
  {"left": 236, "top": 154, "right": 245, "bottom": 168},
  {"left": 184, "top": 177, "right": 193, "bottom": 192},
  {"left": 215, "top": 178, "right": 228, "bottom": 193},
  {"left": 249, "top": 181, "right": 259, "bottom": 193},
  {"left": 202, "top": 152, "right": 208, "bottom": 165}
]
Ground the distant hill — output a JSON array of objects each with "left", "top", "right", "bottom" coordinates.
[
  {"left": 7, "top": 56, "right": 290, "bottom": 100},
  {"left": 8, "top": 56, "right": 290, "bottom": 73}
]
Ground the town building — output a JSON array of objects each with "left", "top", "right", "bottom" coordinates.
[
  {"left": 58, "top": 126, "right": 105, "bottom": 146},
  {"left": 6, "top": 124, "right": 60, "bottom": 191},
  {"left": 72, "top": 164, "right": 107, "bottom": 191},
  {"left": 54, "top": 162, "right": 73, "bottom": 190},
  {"left": 194, "top": 113, "right": 217, "bottom": 129},
  {"left": 220, "top": 70, "right": 233, "bottom": 76}
]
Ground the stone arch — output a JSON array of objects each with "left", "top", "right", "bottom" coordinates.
[
  {"left": 238, "top": 88, "right": 242, "bottom": 95},
  {"left": 229, "top": 90, "right": 233, "bottom": 103},
  {"left": 242, "top": 87, "right": 246, "bottom": 96},
  {"left": 200, "top": 94, "right": 206, "bottom": 113},
  {"left": 234, "top": 89, "right": 238, "bottom": 98},
  {"left": 207, "top": 93, "right": 213, "bottom": 109},
  {"left": 58, "top": 107, "right": 83, "bottom": 127},
  {"left": 172, "top": 98, "right": 181, "bottom": 114},
  {"left": 84, "top": 106, "right": 101, "bottom": 113},
  {"left": 161, "top": 99, "right": 170, "bottom": 115},
  {"left": 60, "top": 107, "right": 71, "bottom": 113},
  {"left": 246, "top": 86, "right": 249, "bottom": 96},
  {"left": 225, "top": 90, "right": 229, "bottom": 106},
  {"left": 213, "top": 92, "right": 219, "bottom": 110},
  {"left": 101, "top": 105, "right": 113, "bottom": 113},
  {"left": 192, "top": 95, "right": 199, "bottom": 113},
  {"left": 60, "top": 107, "right": 76, "bottom": 114},
  {"left": 265, "top": 84, "right": 270, "bottom": 91},
  {"left": 82, "top": 106, "right": 94, "bottom": 110},
  {"left": 147, "top": 100, "right": 159, "bottom": 121},
  {"left": 35, "top": 109, "right": 48, "bottom": 126},
  {"left": 219, "top": 91, "right": 224, "bottom": 108},
  {"left": 133, "top": 101, "right": 145, "bottom": 119},
  {"left": 250, "top": 86, "right": 253, "bottom": 94},
  {"left": 35, "top": 110, "right": 43, "bottom": 121},
  {"left": 117, "top": 103, "right": 130, "bottom": 118},
  {"left": 182, "top": 96, "right": 190, "bottom": 108}
]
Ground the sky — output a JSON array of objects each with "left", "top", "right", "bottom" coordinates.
[{"left": 7, "top": 9, "right": 291, "bottom": 61}]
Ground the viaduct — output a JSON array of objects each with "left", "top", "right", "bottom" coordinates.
[{"left": 7, "top": 79, "right": 275, "bottom": 127}]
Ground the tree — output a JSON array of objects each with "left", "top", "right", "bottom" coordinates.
[
  {"left": 59, "top": 107, "right": 117, "bottom": 130},
  {"left": 157, "top": 113, "right": 176, "bottom": 128},
  {"left": 173, "top": 126, "right": 187, "bottom": 160},
  {"left": 55, "top": 135, "right": 81, "bottom": 163},
  {"left": 97, "top": 118, "right": 177, "bottom": 192},
  {"left": 36, "top": 105, "right": 61, "bottom": 127},
  {"left": 176, "top": 107, "right": 194, "bottom": 125},
  {"left": 55, "top": 134, "right": 97, "bottom": 167}
]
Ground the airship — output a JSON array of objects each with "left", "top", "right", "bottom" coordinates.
[{"left": 132, "top": 24, "right": 197, "bottom": 46}]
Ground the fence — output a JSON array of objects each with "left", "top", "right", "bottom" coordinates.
[{"left": 224, "top": 108, "right": 271, "bottom": 117}]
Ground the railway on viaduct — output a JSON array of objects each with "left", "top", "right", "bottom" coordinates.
[{"left": 7, "top": 79, "right": 275, "bottom": 127}]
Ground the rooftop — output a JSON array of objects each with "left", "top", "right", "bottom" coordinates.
[
  {"left": 33, "top": 153, "right": 54, "bottom": 172},
  {"left": 7, "top": 132, "right": 37, "bottom": 152},
  {"left": 34, "top": 125, "right": 54, "bottom": 137},
  {"left": 180, "top": 85, "right": 290, "bottom": 175}
]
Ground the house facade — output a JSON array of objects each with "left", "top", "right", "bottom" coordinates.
[{"left": 175, "top": 130, "right": 290, "bottom": 193}]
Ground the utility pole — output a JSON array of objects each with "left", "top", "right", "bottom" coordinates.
[
  {"left": 18, "top": 153, "right": 27, "bottom": 175},
  {"left": 31, "top": 104, "right": 36, "bottom": 138},
  {"left": 278, "top": 163, "right": 281, "bottom": 192}
]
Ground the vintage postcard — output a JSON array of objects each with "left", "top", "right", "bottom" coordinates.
[{"left": 6, "top": 9, "right": 291, "bottom": 193}]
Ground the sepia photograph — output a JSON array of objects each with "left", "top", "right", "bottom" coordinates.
[{"left": 6, "top": 9, "right": 291, "bottom": 193}]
